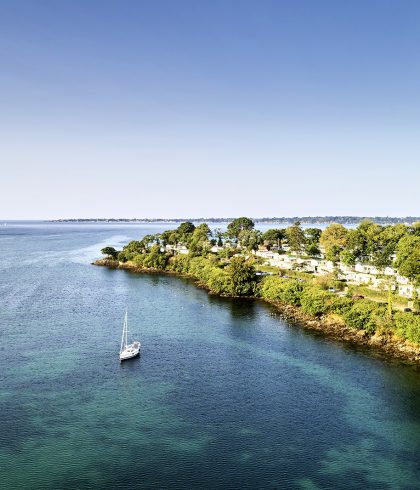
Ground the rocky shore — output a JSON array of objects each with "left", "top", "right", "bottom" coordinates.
[{"left": 94, "top": 258, "right": 420, "bottom": 366}]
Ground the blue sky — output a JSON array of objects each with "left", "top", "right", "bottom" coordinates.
[{"left": 1, "top": 0, "right": 419, "bottom": 219}]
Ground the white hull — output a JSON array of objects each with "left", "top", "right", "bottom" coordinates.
[{"left": 119, "top": 341, "right": 140, "bottom": 361}]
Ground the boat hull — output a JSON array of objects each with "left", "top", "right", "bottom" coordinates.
[{"left": 119, "top": 342, "right": 141, "bottom": 361}]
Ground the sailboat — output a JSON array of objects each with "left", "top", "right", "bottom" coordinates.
[{"left": 119, "top": 311, "right": 140, "bottom": 361}]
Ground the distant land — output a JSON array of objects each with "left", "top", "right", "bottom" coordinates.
[{"left": 50, "top": 216, "right": 420, "bottom": 225}]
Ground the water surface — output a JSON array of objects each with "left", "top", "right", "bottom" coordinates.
[{"left": 1, "top": 223, "right": 420, "bottom": 489}]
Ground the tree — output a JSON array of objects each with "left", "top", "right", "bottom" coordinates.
[
  {"left": 285, "top": 222, "right": 305, "bottom": 254},
  {"left": 226, "top": 256, "right": 256, "bottom": 296},
  {"left": 262, "top": 228, "right": 285, "bottom": 250},
  {"left": 394, "top": 235, "right": 420, "bottom": 284},
  {"left": 226, "top": 217, "right": 254, "bottom": 241},
  {"left": 320, "top": 224, "right": 349, "bottom": 263},
  {"left": 370, "top": 224, "right": 407, "bottom": 271},
  {"left": 176, "top": 222, "right": 196, "bottom": 244},
  {"left": 139, "top": 234, "right": 159, "bottom": 250},
  {"left": 101, "top": 246, "right": 118, "bottom": 259},
  {"left": 343, "top": 220, "right": 383, "bottom": 264},
  {"left": 188, "top": 224, "right": 212, "bottom": 257},
  {"left": 238, "top": 229, "right": 262, "bottom": 253},
  {"left": 304, "top": 228, "right": 322, "bottom": 257},
  {"left": 214, "top": 227, "right": 224, "bottom": 247}
]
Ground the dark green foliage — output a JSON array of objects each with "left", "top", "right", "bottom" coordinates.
[
  {"left": 285, "top": 222, "right": 305, "bottom": 254},
  {"left": 226, "top": 256, "right": 257, "bottom": 296},
  {"left": 123, "top": 240, "right": 144, "bottom": 254},
  {"left": 259, "top": 276, "right": 303, "bottom": 305},
  {"left": 304, "top": 228, "right": 322, "bottom": 257},
  {"left": 394, "top": 236, "right": 420, "bottom": 284},
  {"left": 101, "top": 246, "right": 118, "bottom": 259},
  {"left": 300, "top": 286, "right": 332, "bottom": 316},
  {"left": 342, "top": 300, "right": 379, "bottom": 333},
  {"left": 226, "top": 217, "right": 255, "bottom": 240},
  {"left": 394, "top": 312, "right": 420, "bottom": 344},
  {"left": 262, "top": 229, "right": 285, "bottom": 249}
]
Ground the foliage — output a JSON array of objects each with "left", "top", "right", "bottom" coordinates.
[
  {"left": 285, "top": 222, "right": 305, "bottom": 254},
  {"left": 225, "top": 256, "right": 257, "bottom": 296},
  {"left": 342, "top": 300, "right": 379, "bottom": 333},
  {"left": 394, "top": 236, "right": 420, "bottom": 284},
  {"left": 260, "top": 276, "right": 304, "bottom": 305},
  {"left": 304, "top": 228, "right": 322, "bottom": 257},
  {"left": 394, "top": 312, "right": 420, "bottom": 344},
  {"left": 262, "top": 229, "right": 285, "bottom": 249},
  {"left": 188, "top": 224, "right": 212, "bottom": 257},
  {"left": 238, "top": 229, "right": 262, "bottom": 253},
  {"left": 176, "top": 222, "right": 196, "bottom": 244},
  {"left": 300, "top": 286, "right": 332, "bottom": 316},
  {"left": 101, "top": 246, "right": 118, "bottom": 259},
  {"left": 226, "top": 217, "right": 254, "bottom": 241},
  {"left": 320, "top": 224, "right": 349, "bottom": 263},
  {"left": 123, "top": 240, "right": 144, "bottom": 254}
]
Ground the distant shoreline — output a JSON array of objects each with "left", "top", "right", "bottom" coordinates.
[{"left": 50, "top": 216, "right": 420, "bottom": 225}]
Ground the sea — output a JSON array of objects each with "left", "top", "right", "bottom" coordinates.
[{"left": 1, "top": 222, "right": 420, "bottom": 489}]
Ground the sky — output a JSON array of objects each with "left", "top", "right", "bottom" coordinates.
[{"left": 0, "top": 0, "right": 419, "bottom": 219}]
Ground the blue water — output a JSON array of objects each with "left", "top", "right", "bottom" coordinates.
[{"left": 1, "top": 223, "right": 420, "bottom": 489}]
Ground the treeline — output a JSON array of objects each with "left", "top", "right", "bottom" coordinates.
[{"left": 102, "top": 217, "right": 420, "bottom": 284}]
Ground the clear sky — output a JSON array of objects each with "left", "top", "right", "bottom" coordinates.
[{"left": 1, "top": 0, "right": 419, "bottom": 219}]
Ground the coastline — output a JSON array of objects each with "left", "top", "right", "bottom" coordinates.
[{"left": 93, "top": 258, "right": 420, "bottom": 366}]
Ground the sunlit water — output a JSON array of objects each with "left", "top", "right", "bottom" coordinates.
[{"left": 1, "top": 223, "right": 420, "bottom": 489}]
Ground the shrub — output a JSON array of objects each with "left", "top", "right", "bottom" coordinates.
[
  {"left": 300, "top": 286, "right": 332, "bottom": 316},
  {"left": 329, "top": 296, "right": 354, "bottom": 315},
  {"left": 207, "top": 268, "right": 234, "bottom": 295},
  {"left": 169, "top": 255, "right": 191, "bottom": 273},
  {"left": 394, "top": 312, "right": 420, "bottom": 344},
  {"left": 343, "top": 300, "right": 379, "bottom": 333},
  {"left": 260, "top": 276, "right": 304, "bottom": 305},
  {"left": 226, "top": 256, "right": 257, "bottom": 296}
]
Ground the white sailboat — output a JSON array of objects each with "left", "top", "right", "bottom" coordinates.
[{"left": 119, "top": 311, "right": 140, "bottom": 361}]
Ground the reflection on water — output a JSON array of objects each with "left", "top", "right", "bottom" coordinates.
[{"left": 0, "top": 223, "right": 420, "bottom": 489}]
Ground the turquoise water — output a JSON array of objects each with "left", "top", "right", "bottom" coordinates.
[{"left": 1, "top": 223, "right": 420, "bottom": 489}]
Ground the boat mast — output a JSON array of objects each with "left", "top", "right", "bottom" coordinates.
[
  {"left": 120, "top": 311, "right": 127, "bottom": 353},
  {"left": 125, "top": 310, "right": 128, "bottom": 347}
]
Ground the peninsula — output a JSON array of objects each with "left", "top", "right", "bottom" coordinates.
[{"left": 95, "top": 217, "right": 420, "bottom": 363}]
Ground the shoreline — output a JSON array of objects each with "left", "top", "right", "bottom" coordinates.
[{"left": 93, "top": 258, "right": 420, "bottom": 366}]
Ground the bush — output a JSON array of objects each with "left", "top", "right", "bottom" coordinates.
[
  {"left": 300, "top": 286, "right": 332, "bottom": 316},
  {"left": 169, "top": 255, "right": 191, "bottom": 273},
  {"left": 343, "top": 300, "right": 379, "bottom": 333},
  {"left": 207, "top": 268, "right": 234, "bottom": 295},
  {"left": 260, "top": 276, "right": 304, "bottom": 305},
  {"left": 226, "top": 256, "right": 257, "bottom": 296},
  {"left": 394, "top": 312, "right": 420, "bottom": 344},
  {"left": 329, "top": 296, "right": 354, "bottom": 315}
]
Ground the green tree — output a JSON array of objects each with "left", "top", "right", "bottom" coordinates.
[
  {"left": 320, "top": 224, "right": 349, "bottom": 263},
  {"left": 226, "top": 256, "right": 256, "bottom": 296},
  {"left": 226, "top": 217, "right": 255, "bottom": 241},
  {"left": 394, "top": 235, "right": 420, "bottom": 284},
  {"left": 176, "top": 222, "right": 196, "bottom": 244},
  {"left": 370, "top": 224, "right": 407, "bottom": 270},
  {"left": 214, "top": 227, "right": 224, "bottom": 247},
  {"left": 101, "top": 246, "right": 118, "bottom": 259},
  {"left": 262, "top": 229, "right": 285, "bottom": 250},
  {"left": 304, "top": 228, "right": 322, "bottom": 257},
  {"left": 188, "top": 224, "right": 212, "bottom": 257},
  {"left": 238, "top": 229, "right": 262, "bottom": 253},
  {"left": 285, "top": 221, "right": 305, "bottom": 254}
]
